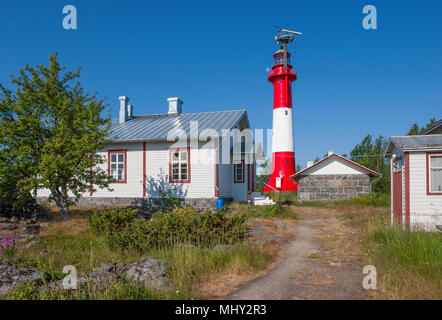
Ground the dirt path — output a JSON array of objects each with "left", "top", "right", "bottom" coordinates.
[{"left": 226, "top": 207, "right": 368, "bottom": 300}]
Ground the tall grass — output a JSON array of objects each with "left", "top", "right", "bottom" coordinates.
[
  {"left": 358, "top": 211, "right": 442, "bottom": 299},
  {"left": 335, "top": 193, "right": 390, "bottom": 207},
  {"left": 5, "top": 280, "right": 189, "bottom": 300},
  {"left": 368, "top": 225, "right": 441, "bottom": 280}
]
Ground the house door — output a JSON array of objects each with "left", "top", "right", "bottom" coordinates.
[{"left": 392, "top": 158, "right": 402, "bottom": 225}]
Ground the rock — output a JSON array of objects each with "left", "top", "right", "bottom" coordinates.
[
  {"left": 19, "top": 224, "right": 41, "bottom": 235},
  {"left": 39, "top": 222, "right": 50, "bottom": 228},
  {"left": 0, "top": 223, "right": 18, "bottom": 231},
  {"left": 125, "top": 256, "right": 172, "bottom": 291},
  {"left": 9, "top": 217, "right": 18, "bottom": 223},
  {"left": 84, "top": 262, "right": 127, "bottom": 286},
  {"left": 273, "top": 221, "right": 287, "bottom": 231},
  {"left": 24, "top": 240, "right": 40, "bottom": 250},
  {"left": 255, "top": 234, "right": 287, "bottom": 244},
  {"left": 0, "top": 261, "right": 49, "bottom": 296},
  {"left": 245, "top": 220, "right": 270, "bottom": 238}
]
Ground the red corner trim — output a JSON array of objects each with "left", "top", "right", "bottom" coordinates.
[
  {"left": 143, "top": 142, "right": 146, "bottom": 197},
  {"left": 405, "top": 152, "right": 410, "bottom": 228}
]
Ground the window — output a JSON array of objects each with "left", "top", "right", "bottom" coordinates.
[
  {"left": 170, "top": 148, "right": 190, "bottom": 183},
  {"left": 428, "top": 154, "right": 442, "bottom": 194},
  {"left": 108, "top": 150, "right": 126, "bottom": 183},
  {"left": 234, "top": 160, "right": 244, "bottom": 183}
]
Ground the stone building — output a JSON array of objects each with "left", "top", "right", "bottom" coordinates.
[{"left": 291, "top": 151, "right": 380, "bottom": 202}]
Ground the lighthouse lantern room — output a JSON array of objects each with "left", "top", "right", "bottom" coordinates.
[{"left": 263, "top": 27, "right": 301, "bottom": 192}]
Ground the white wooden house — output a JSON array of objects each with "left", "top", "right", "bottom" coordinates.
[
  {"left": 384, "top": 135, "right": 442, "bottom": 231},
  {"left": 37, "top": 97, "right": 257, "bottom": 208}
]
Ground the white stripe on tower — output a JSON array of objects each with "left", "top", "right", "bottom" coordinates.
[{"left": 272, "top": 107, "right": 294, "bottom": 152}]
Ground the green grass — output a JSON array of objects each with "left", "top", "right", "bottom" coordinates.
[
  {"left": 10, "top": 208, "right": 275, "bottom": 300},
  {"left": 5, "top": 280, "right": 189, "bottom": 300},
  {"left": 367, "top": 223, "right": 441, "bottom": 280},
  {"left": 291, "top": 193, "right": 390, "bottom": 208},
  {"left": 343, "top": 208, "right": 442, "bottom": 299},
  {"left": 226, "top": 202, "right": 297, "bottom": 220},
  {"left": 334, "top": 193, "right": 390, "bottom": 207}
]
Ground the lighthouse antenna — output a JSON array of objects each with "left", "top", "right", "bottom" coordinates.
[{"left": 274, "top": 26, "right": 302, "bottom": 71}]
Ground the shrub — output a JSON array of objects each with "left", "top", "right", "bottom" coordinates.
[
  {"left": 90, "top": 206, "right": 247, "bottom": 252},
  {"left": 232, "top": 203, "right": 296, "bottom": 219},
  {"left": 89, "top": 208, "right": 137, "bottom": 235}
]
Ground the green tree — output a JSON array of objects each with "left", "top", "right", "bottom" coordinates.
[
  {"left": 350, "top": 134, "right": 390, "bottom": 194},
  {"left": 0, "top": 53, "right": 112, "bottom": 219},
  {"left": 406, "top": 118, "right": 437, "bottom": 135},
  {"left": 407, "top": 123, "right": 420, "bottom": 135}
]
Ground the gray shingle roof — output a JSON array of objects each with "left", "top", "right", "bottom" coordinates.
[
  {"left": 384, "top": 134, "right": 442, "bottom": 157},
  {"left": 108, "top": 110, "right": 247, "bottom": 142}
]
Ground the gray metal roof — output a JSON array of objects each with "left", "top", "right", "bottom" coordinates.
[
  {"left": 108, "top": 110, "right": 247, "bottom": 142},
  {"left": 384, "top": 134, "right": 442, "bottom": 157}
]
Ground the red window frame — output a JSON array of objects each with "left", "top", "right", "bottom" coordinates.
[
  {"left": 426, "top": 152, "right": 442, "bottom": 195},
  {"left": 169, "top": 147, "right": 191, "bottom": 183},
  {"left": 108, "top": 149, "right": 127, "bottom": 183},
  {"left": 233, "top": 160, "right": 245, "bottom": 183}
]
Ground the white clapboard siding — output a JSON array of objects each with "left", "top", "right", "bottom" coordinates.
[
  {"left": 145, "top": 141, "right": 215, "bottom": 199},
  {"left": 232, "top": 161, "right": 248, "bottom": 202},
  {"left": 92, "top": 142, "right": 144, "bottom": 198},
  {"left": 409, "top": 152, "right": 442, "bottom": 229},
  {"left": 218, "top": 163, "right": 233, "bottom": 198},
  {"left": 38, "top": 141, "right": 216, "bottom": 199},
  {"left": 307, "top": 158, "right": 368, "bottom": 175}
]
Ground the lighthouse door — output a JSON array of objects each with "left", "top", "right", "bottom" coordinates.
[{"left": 392, "top": 158, "right": 403, "bottom": 225}]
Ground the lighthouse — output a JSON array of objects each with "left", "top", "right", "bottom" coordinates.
[{"left": 263, "top": 28, "right": 301, "bottom": 192}]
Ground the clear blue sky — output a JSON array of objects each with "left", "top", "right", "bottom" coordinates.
[{"left": 1, "top": 0, "right": 441, "bottom": 167}]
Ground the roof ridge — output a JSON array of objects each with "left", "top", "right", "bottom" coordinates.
[{"left": 111, "top": 109, "right": 246, "bottom": 119}]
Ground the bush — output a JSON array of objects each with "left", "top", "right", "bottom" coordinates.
[
  {"left": 90, "top": 206, "right": 247, "bottom": 252},
  {"left": 229, "top": 203, "right": 297, "bottom": 219},
  {"left": 89, "top": 208, "right": 138, "bottom": 236}
]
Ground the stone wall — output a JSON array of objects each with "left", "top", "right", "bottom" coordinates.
[
  {"left": 36, "top": 197, "right": 232, "bottom": 210},
  {"left": 297, "top": 174, "right": 370, "bottom": 202}
]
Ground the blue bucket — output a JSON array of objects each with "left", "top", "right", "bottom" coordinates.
[{"left": 216, "top": 199, "right": 225, "bottom": 210}]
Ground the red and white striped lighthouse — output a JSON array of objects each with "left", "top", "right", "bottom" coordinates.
[{"left": 263, "top": 28, "right": 301, "bottom": 192}]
